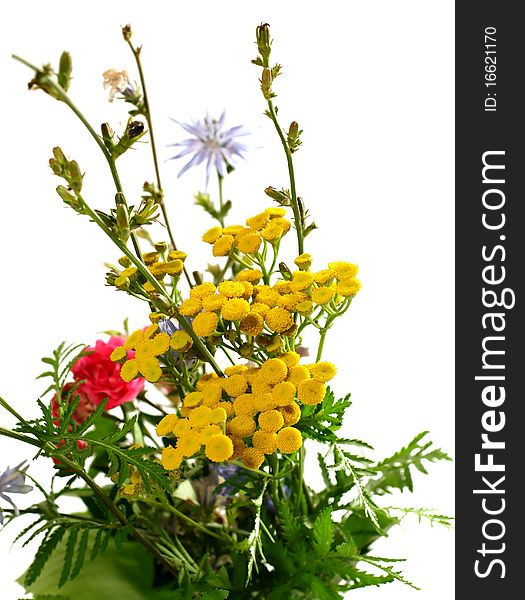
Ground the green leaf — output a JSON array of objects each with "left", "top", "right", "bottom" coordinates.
[
  {"left": 70, "top": 529, "right": 89, "bottom": 580},
  {"left": 313, "top": 508, "right": 334, "bottom": 556},
  {"left": 20, "top": 532, "right": 154, "bottom": 600},
  {"left": 368, "top": 432, "right": 452, "bottom": 496},
  {"left": 58, "top": 527, "right": 78, "bottom": 587},
  {"left": 25, "top": 527, "right": 66, "bottom": 586}
]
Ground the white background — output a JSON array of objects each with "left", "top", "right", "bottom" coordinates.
[{"left": 2, "top": 1, "right": 454, "bottom": 598}]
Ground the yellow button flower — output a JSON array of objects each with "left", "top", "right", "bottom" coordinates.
[
  {"left": 155, "top": 414, "right": 179, "bottom": 437},
  {"left": 260, "top": 358, "right": 288, "bottom": 384},
  {"left": 179, "top": 298, "right": 202, "bottom": 316},
  {"left": 218, "top": 281, "right": 246, "bottom": 298},
  {"left": 222, "top": 374, "right": 249, "bottom": 397},
  {"left": 212, "top": 234, "right": 235, "bottom": 256},
  {"left": 240, "top": 312, "right": 264, "bottom": 336},
  {"left": 279, "top": 402, "right": 301, "bottom": 426},
  {"left": 297, "top": 379, "right": 326, "bottom": 405},
  {"left": 161, "top": 445, "right": 183, "bottom": 470},
  {"left": 205, "top": 434, "right": 234, "bottom": 462},
  {"left": 170, "top": 330, "right": 193, "bottom": 352},
  {"left": 241, "top": 447, "right": 265, "bottom": 470},
  {"left": 252, "top": 430, "right": 277, "bottom": 454},
  {"left": 265, "top": 307, "right": 294, "bottom": 333},
  {"left": 311, "top": 286, "right": 336, "bottom": 305},
  {"left": 229, "top": 415, "right": 256, "bottom": 438},
  {"left": 276, "top": 427, "right": 303, "bottom": 453},
  {"left": 258, "top": 409, "right": 285, "bottom": 433},
  {"left": 237, "top": 233, "right": 262, "bottom": 254},
  {"left": 202, "top": 226, "right": 223, "bottom": 244},
  {"left": 193, "top": 311, "right": 219, "bottom": 337},
  {"left": 221, "top": 298, "right": 251, "bottom": 321},
  {"left": 190, "top": 282, "right": 217, "bottom": 299},
  {"left": 328, "top": 261, "right": 358, "bottom": 279},
  {"left": 309, "top": 361, "right": 337, "bottom": 383},
  {"left": 236, "top": 269, "right": 263, "bottom": 284}
]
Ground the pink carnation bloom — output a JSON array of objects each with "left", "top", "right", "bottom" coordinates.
[{"left": 71, "top": 336, "right": 145, "bottom": 410}]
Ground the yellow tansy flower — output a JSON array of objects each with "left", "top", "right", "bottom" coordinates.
[
  {"left": 222, "top": 374, "right": 249, "bottom": 398},
  {"left": 309, "top": 361, "right": 337, "bottom": 382},
  {"left": 177, "top": 433, "right": 202, "bottom": 457},
  {"left": 288, "top": 365, "right": 311, "bottom": 385},
  {"left": 311, "top": 286, "right": 336, "bottom": 305},
  {"left": 189, "top": 405, "right": 212, "bottom": 428},
  {"left": 164, "top": 259, "right": 184, "bottom": 275},
  {"left": 328, "top": 261, "right": 358, "bottom": 279},
  {"left": 290, "top": 270, "right": 314, "bottom": 291},
  {"left": 221, "top": 298, "right": 251, "bottom": 321},
  {"left": 218, "top": 281, "right": 246, "bottom": 298},
  {"left": 294, "top": 253, "right": 312, "bottom": 269},
  {"left": 161, "top": 445, "right": 183, "bottom": 470},
  {"left": 228, "top": 415, "right": 256, "bottom": 438},
  {"left": 212, "top": 234, "right": 235, "bottom": 257},
  {"left": 241, "top": 447, "right": 265, "bottom": 470},
  {"left": 336, "top": 278, "right": 362, "bottom": 297},
  {"left": 155, "top": 414, "right": 179, "bottom": 437},
  {"left": 272, "top": 381, "right": 296, "bottom": 406},
  {"left": 179, "top": 297, "right": 202, "bottom": 316},
  {"left": 224, "top": 365, "right": 248, "bottom": 376},
  {"left": 240, "top": 312, "right": 265, "bottom": 336},
  {"left": 190, "top": 282, "right": 217, "bottom": 299},
  {"left": 297, "top": 379, "right": 326, "bottom": 405},
  {"left": 202, "top": 226, "right": 223, "bottom": 244},
  {"left": 193, "top": 311, "right": 219, "bottom": 337},
  {"left": 260, "top": 358, "right": 288, "bottom": 384},
  {"left": 236, "top": 269, "right": 263, "bottom": 284},
  {"left": 252, "top": 430, "right": 278, "bottom": 454},
  {"left": 265, "top": 307, "right": 294, "bottom": 333},
  {"left": 276, "top": 427, "right": 303, "bottom": 453},
  {"left": 205, "top": 434, "right": 234, "bottom": 462},
  {"left": 265, "top": 206, "right": 287, "bottom": 218},
  {"left": 173, "top": 419, "right": 192, "bottom": 437},
  {"left": 258, "top": 409, "right": 285, "bottom": 433},
  {"left": 279, "top": 402, "right": 301, "bottom": 426},
  {"left": 170, "top": 330, "right": 193, "bottom": 352},
  {"left": 202, "top": 294, "right": 226, "bottom": 312},
  {"left": 246, "top": 211, "right": 270, "bottom": 230},
  {"left": 183, "top": 391, "right": 204, "bottom": 408},
  {"left": 233, "top": 393, "right": 258, "bottom": 417},
  {"left": 237, "top": 233, "right": 262, "bottom": 254}
]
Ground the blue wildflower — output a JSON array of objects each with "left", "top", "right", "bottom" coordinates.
[
  {"left": 167, "top": 112, "right": 248, "bottom": 186},
  {"left": 0, "top": 462, "right": 32, "bottom": 525}
]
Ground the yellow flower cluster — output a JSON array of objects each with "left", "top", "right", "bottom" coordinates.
[
  {"left": 110, "top": 323, "right": 193, "bottom": 383},
  {"left": 202, "top": 207, "right": 291, "bottom": 257},
  {"left": 175, "top": 260, "right": 361, "bottom": 349},
  {"left": 157, "top": 356, "right": 337, "bottom": 472},
  {"left": 143, "top": 249, "right": 187, "bottom": 289}
]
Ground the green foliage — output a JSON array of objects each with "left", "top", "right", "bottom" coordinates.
[
  {"left": 368, "top": 431, "right": 452, "bottom": 495},
  {"left": 20, "top": 533, "right": 154, "bottom": 600},
  {"left": 37, "top": 342, "right": 86, "bottom": 400},
  {"left": 194, "top": 191, "right": 231, "bottom": 223},
  {"left": 298, "top": 388, "right": 353, "bottom": 443}
]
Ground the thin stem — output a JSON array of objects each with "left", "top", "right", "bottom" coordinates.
[
  {"left": 267, "top": 100, "right": 304, "bottom": 255},
  {"left": 150, "top": 500, "right": 224, "bottom": 541},
  {"left": 125, "top": 41, "right": 193, "bottom": 288},
  {"left": 217, "top": 173, "right": 225, "bottom": 227},
  {"left": 296, "top": 446, "right": 305, "bottom": 514}
]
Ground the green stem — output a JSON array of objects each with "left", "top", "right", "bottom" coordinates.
[
  {"left": 125, "top": 41, "right": 193, "bottom": 288},
  {"left": 151, "top": 500, "right": 224, "bottom": 541},
  {"left": 12, "top": 54, "right": 143, "bottom": 261},
  {"left": 267, "top": 100, "right": 304, "bottom": 255},
  {"left": 217, "top": 173, "right": 225, "bottom": 227},
  {"left": 296, "top": 445, "right": 305, "bottom": 514}
]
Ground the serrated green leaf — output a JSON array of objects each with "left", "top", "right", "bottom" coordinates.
[
  {"left": 58, "top": 527, "right": 78, "bottom": 587},
  {"left": 313, "top": 508, "right": 334, "bottom": 556},
  {"left": 70, "top": 529, "right": 89, "bottom": 580},
  {"left": 25, "top": 527, "right": 67, "bottom": 586}
]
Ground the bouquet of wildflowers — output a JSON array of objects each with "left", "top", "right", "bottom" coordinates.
[{"left": 1, "top": 24, "right": 452, "bottom": 599}]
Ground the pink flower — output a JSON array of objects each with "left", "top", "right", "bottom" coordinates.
[{"left": 71, "top": 336, "right": 144, "bottom": 410}]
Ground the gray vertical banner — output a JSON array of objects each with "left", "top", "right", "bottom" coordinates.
[{"left": 456, "top": 1, "right": 524, "bottom": 595}]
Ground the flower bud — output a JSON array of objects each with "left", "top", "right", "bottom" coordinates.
[
  {"left": 256, "top": 23, "right": 271, "bottom": 67},
  {"left": 116, "top": 204, "right": 130, "bottom": 243},
  {"left": 118, "top": 256, "right": 131, "bottom": 268},
  {"left": 278, "top": 262, "right": 292, "bottom": 279},
  {"left": 122, "top": 24, "right": 132, "bottom": 42},
  {"left": 67, "top": 160, "right": 83, "bottom": 193},
  {"left": 154, "top": 242, "right": 169, "bottom": 254},
  {"left": 261, "top": 68, "right": 274, "bottom": 100},
  {"left": 58, "top": 51, "right": 72, "bottom": 92},
  {"left": 101, "top": 123, "right": 115, "bottom": 152},
  {"left": 264, "top": 186, "right": 290, "bottom": 205}
]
